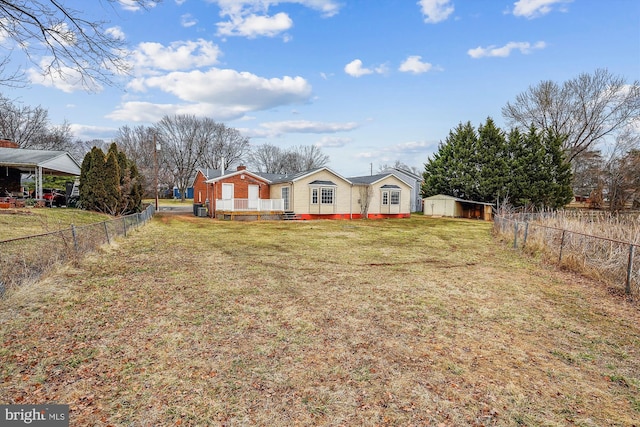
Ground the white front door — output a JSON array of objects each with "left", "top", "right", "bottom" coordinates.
[{"left": 248, "top": 185, "right": 259, "bottom": 209}]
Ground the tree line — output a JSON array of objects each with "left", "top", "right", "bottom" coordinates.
[
  {"left": 423, "top": 69, "right": 640, "bottom": 211},
  {"left": 422, "top": 119, "right": 573, "bottom": 209}
]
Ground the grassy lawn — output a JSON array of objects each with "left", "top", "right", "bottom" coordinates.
[
  {"left": 0, "top": 208, "right": 111, "bottom": 241},
  {"left": 1, "top": 214, "right": 638, "bottom": 426}
]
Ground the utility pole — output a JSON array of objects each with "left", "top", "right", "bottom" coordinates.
[{"left": 154, "top": 133, "right": 160, "bottom": 211}]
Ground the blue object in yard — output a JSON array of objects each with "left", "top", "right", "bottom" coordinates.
[{"left": 173, "top": 187, "right": 194, "bottom": 199}]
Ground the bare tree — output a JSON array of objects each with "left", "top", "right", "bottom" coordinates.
[
  {"left": 0, "top": 93, "right": 72, "bottom": 150},
  {"left": 0, "top": 0, "right": 157, "bottom": 89},
  {"left": 248, "top": 143, "right": 287, "bottom": 173},
  {"left": 290, "top": 145, "right": 330, "bottom": 171},
  {"left": 155, "top": 115, "right": 213, "bottom": 201},
  {"left": 378, "top": 160, "right": 419, "bottom": 174},
  {"left": 358, "top": 185, "right": 373, "bottom": 218},
  {"left": 68, "top": 138, "right": 110, "bottom": 164},
  {"left": 200, "top": 121, "right": 251, "bottom": 171},
  {"left": 603, "top": 129, "right": 640, "bottom": 211},
  {"left": 502, "top": 69, "right": 640, "bottom": 162},
  {"left": 248, "top": 143, "right": 329, "bottom": 174},
  {"left": 113, "top": 125, "right": 159, "bottom": 196}
]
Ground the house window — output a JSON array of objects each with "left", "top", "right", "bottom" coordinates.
[
  {"left": 382, "top": 191, "right": 389, "bottom": 205},
  {"left": 390, "top": 191, "right": 400, "bottom": 205},
  {"left": 311, "top": 188, "right": 318, "bottom": 204},
  {"left": 321, "top": 188, "right": 334, "bottom": 204}
]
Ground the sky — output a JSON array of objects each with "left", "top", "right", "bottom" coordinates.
[{"left": 3, "top": 0, "right": 640, "bottom": 177}]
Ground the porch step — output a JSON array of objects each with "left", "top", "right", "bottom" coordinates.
[{"left": 282, "top": 211, "right": 301, "bottom": 220}]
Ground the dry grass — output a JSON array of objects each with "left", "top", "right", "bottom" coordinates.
[
  {"left": 0, "top": 208, "right": 110, "bottom": 241},
  {"left": 1, "top": 214, "right": 639, "bottom": 426}
]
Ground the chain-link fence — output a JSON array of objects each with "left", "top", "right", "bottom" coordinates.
[
  {"left": 0, "top": 205, "right": 155, "bottom": 297},
  {"left": 494, "top": 214, "right": 639, "bottom": 298}
]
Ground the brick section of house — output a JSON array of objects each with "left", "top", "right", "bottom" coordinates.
[
  {"left": 209, "top": 172, "right": 270, "bottom": 207},
  {"left": 0, "top": 139, "right": 19, "bottom": 148},
  {"left": 192, "top": 170, "right": 210, "bottom": 204}
]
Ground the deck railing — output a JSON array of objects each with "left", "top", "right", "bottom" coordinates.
[{"left": 216, "top": 198, "right": 284, "bottom": 212}]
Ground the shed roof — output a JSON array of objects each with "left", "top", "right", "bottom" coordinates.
[
  {"left": 424, "top": 194, "right": 494, "bottom": 206},
  {"left": 0, "top": 147, "right": 81, "bottom": 175}
]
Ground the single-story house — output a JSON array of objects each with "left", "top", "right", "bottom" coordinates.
[
  {"left": 423, "top": 194, "right": 493, "bottom": 221},
  {"left": 193, "top": 165, "right": 412, "bottom": 220}
]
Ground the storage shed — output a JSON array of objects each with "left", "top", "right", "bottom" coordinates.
[{"left": 423, "top": 194, "right": 493, "bottom": 221}]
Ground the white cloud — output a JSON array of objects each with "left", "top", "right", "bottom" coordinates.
[
  {"left": 181, "top": 14, "right": 198, "bottom": 28},
  {"left": 344, "top": 59, "right": 388, "bottom": 77},
  {"left": 137, "top": 68, "right": 311, "bottom": 106},
  {"left": 107, "top": 101, "right": 250, "bottom": 122},
  {"left": 354, "top": 152, "right": 376, "bottom": 159},
  {"left": 467, "top": 41, "right": 546, "bottom": 58},
  {"left": 175, "top": 0, "right": 187, "bottom": 5},
  {"left": 27, "top": 58, "right": 102, "bottom": 93},
  {"left": 217, "top": 12, "right": 293, "bottom": 38},
  {"left": 418, "top": 0, "right": 454, "bottom": 24},
  {"left": 118, "top": 0, "right": 155, "bottom": 12},
  {"left": 345, "top": 59, "right": 372, "bottom": 77},
  {"left": 259, "top": 120, "right": 359, "bottom": 135},
  {"left": 399, "top": 55, "right": 434, "bottom": 74},
  {"left": 130, "top": 39, "right": 221, "bottom": 72},
  {"left": 69, "top": 124, "right": 118, "bottom": 141},
  {"left": 106, "top": 26, "right": 125, "bottom": 40},
  {"left": 512, "top": 0, "right": 572, "bottom": 19},
  {"left": 383, "top": 140, "right": 434, "bottom": 154},
  {"left": 115, "top": 68, "right": 313, "bottom": 122},
  {"left": 315, "top": 136, "right": 352, "bottom": 148},
  {"left": 213, "top": 0, "right": 341, "bottom": 38}
]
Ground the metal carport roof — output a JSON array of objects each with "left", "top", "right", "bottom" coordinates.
[{"left": 0, "top": 147, "right": 81, "bottom": 198}]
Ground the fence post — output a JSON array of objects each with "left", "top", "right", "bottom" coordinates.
[
  {"left": 558, "top": 230, "right": 566, "bottom": 263},
  {"left": 626, "top": 244, "right": 635, "bottom": 295},
  {"left": 103, "top": 221, "right": 110, "bottom": 245},
  {"left": 71, "top": 224, "right": 79, "bottom": 253},
  {"left": 513, "top": 221, "right": 519, "bottom": 249},
  {"left": 123, "top": 217, "right": 127, "bottom": 237},
  {"left": 523, "top": 222, "right": 529, "bottom": 246}
]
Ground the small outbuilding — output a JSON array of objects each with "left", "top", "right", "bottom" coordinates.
[{"left": 423, "top": 194, "right": 493, "bottom": 221}]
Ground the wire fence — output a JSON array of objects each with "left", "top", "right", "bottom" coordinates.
[
  {"left": 494, "top": 214, "right": 639, "bottom": 299},
  {"left": 0, "top": 204, "right": 155, "bottom": 297}
]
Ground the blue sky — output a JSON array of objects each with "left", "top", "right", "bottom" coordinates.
[{"left": 3, "top": 0, "right": 639, "bottom": 176}]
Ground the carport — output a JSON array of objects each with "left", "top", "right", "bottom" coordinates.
[{"left": 0, "top": 147, "right": 81, "bottom": 199}]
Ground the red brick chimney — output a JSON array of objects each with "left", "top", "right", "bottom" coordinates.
[
  {"left": 0, "top": 139, "right": 19, "bottom": 148},
  {"left": 237, "top": 165, "right": 247, "bottom": 171}
]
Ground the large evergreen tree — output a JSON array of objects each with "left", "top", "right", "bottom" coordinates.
[
  {"left": 422, "top": 118, "right": 573, "bottom": 209},
  {"left": 79, "top": 144, "right": 143, "bottom": 215}
]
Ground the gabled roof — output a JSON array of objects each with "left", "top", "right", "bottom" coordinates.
[
  {"left": 204, "top": 168, "right": 272, "bottom": 184},
  {"left": 349, "top": 173, "right": 412, "bottom": 188},
  {"left": 349, "top": 173, "right": 391, "bottom": 185},
  {"left": 382, "top": 167, "right": 423, "bottom": 181},
  {"left": 0, "top": 147, "right": 81, "bottom": 175},
  {"left": 309, "top": 180, "right": 337, "bottom": 186},
  {"left": 269, "top": 167, "right": 352, "bottom": 185}
]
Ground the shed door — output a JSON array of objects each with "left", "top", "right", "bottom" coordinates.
[{"left": 222, "top": 183, "right": 234, "bottom": 200}]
